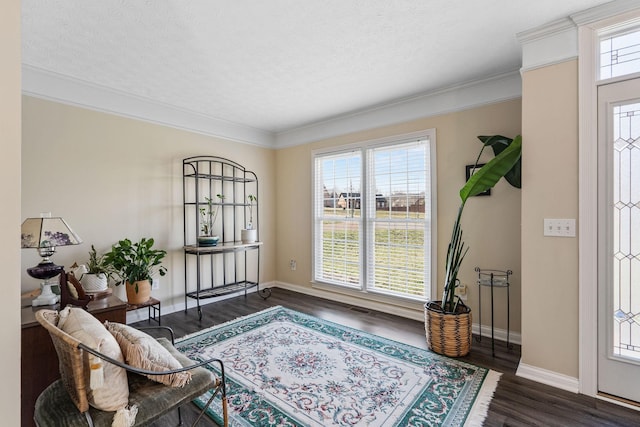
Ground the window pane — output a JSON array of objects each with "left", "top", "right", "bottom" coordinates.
[
  {"left": 319, "top": 220, "right": 360, "bottom": 288},
  {"left": 600, "top": 29, "right": 640, "bottom": 80},
  {"left": 315, "top": 151, "right": 362, "bottom": 288},
  {"left": 368, "top": 140, "right": 430, "bottom": 299},
  {"left": 371, "top": 221, "right": 426, "bottom": 297},
  {"left": 318, "top": 154, "right": 361, "bottom": 218},
  {"left": 611, "top": 101, "right": 640, "bottom": 361}
]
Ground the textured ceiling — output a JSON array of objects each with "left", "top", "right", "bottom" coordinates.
[{"left": 22, "top": 0, "right": 612, "bottom": 134}]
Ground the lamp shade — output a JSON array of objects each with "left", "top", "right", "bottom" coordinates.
[{"left": 21, "top": 216, "right": 82, "bottom": 249}]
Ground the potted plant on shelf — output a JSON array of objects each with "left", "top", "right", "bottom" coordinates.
[
  {"left": 198, "top": 194, "right": 224, "bottom": 246},
  {"left": 79, "top": 245, "right": 114, "bottom": 292},
  {"left": 241, "top": 194, "right": 258, "bottom": 244},
  {"left": 103, "top": 237, "right": 167, "bottom": 304},
  {"left": 425, "top": 135, "right": 522, "bottom": 357}
]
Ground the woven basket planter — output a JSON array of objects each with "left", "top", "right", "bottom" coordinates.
[
  {"left": 125, "top": 279, "right": 151, "bottom": 305},
  {"left": 424, "top": 301, "right": 472, "bottom": 357}
]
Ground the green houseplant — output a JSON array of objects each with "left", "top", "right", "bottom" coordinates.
[
  {"left": 241, "top": 194, "right": 258, "bottom": 243},
  {"left": 198, "top": 194, "right": 224, "bottom": 246},
  {"left": 79, "top": 245, "right": 114, "bottom": 292},
  {"left": 103, "top": 237, "right": 167, "bottom": 304},
  {"left": 425, "top": 135, "right": 522, "bottom": 357},
  {"left": 246, "top": 194, "right": 257, "bottom": 229}
]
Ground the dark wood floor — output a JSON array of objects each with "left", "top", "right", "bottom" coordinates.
[{"left": 133, "top": 288, "right": 640, "bottom": 426}]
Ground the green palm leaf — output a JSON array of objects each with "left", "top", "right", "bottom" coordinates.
[
  {"left": 477, "top": 135, "right": 521, "bottom": 188},
  {"left": 460, "top": 135, "right": 522, "bottom": 204}
]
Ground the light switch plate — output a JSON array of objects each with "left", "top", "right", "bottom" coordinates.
[{"left": 544, "top": 218, "right": 576, "bottom": 237}]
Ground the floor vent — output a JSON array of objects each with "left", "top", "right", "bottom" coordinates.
[{"left": 348, "top": 306, "right": 371, "bottom": 314}]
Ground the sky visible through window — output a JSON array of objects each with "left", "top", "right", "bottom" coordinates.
[
  {"left": 322, "top": 142, "right": 426, "bottom": 198},
  {"left": 322, "top": 154, "right": 361, "bottom": 198}
]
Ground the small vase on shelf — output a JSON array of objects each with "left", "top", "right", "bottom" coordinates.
[
  {"left": 197, "top": 235, "right": 220, "bottom": 246},
  {"left": 198, "top": 194, "right": 224, "bottom": 246},
  {"left": 241, "top": 195, "right": 258, "bottom": 244},
  {"left": 241, "top": 229, "right": 257, "bottom": 244}
]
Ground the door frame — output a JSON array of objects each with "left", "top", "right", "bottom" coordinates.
[
  {"left": 596, "top": 79, "right": 640, "bottom": 403},
  {"left": 577, "top": 9, "right": 640, "bottom": 403}
]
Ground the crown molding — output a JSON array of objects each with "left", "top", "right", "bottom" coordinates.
[
  {"left": 22, "top": 65, "right": 276, "bottom": 148},
  {"left": 518, "top": 0, "right": 640, "bottom": 73},
  {"left": 274, "top": 71, "right": 522, "bottom": 148},
  {"left": 23, "top": 64, "right": 522, "bottom": 150},
  {"left": 517, "top": 18, "right": 578, "bottom": 73},
  {"left": 517, "top": 17, "right": 576, "bottom": 44},
  {"left": 571, "top": 0, "right": 640, "bottom": 26}
]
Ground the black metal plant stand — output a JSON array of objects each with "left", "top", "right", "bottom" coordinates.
[{"left": 475, "top": 267, "right": 513, "bottom": 357}]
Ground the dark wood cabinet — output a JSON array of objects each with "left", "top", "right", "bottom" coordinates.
[{"left": 21, "top": 295, "right": 127, "bottom": 427}]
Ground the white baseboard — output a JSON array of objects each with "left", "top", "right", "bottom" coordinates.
[
  {"left": 127, "top": 281, "right": 523, "bottom": 345},
  {"left": 516, "top": 362, "right": 579, "bottom": 393},
  {"left": 472, "top": 323, "right": 522, "bottom": 346},
  {"left": 273, "top": 281, "right": 522, "bottom": 345},
  {"left": 125, "top": 281, "right": 638, "bottom": 411},
  {"left": 274, "top": 280, "right": 425, "bottom": 321},
  {"left": 125, "top": 281, "right": 277, "bottom": 324}
]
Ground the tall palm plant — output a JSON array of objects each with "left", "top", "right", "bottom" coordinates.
[{"left": 440, "top": 135, "right": 522, "bottom": 313}]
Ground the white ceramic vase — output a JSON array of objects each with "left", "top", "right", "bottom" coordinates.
[{"left": 241, "top": 229, "right": 257, "bottom": 243}]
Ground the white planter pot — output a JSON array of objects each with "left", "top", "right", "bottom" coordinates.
[
  {"left": 241, "top": 229, "right": 257, "bottom": 243},
  {"left": 80, "top": 273, "right": 108, "bottom": 292}
]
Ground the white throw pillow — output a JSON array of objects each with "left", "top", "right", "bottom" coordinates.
[{"left": 58, "top": 307, "right": 129, "bottom": 411}]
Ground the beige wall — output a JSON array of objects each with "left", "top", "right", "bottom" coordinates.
[
  {"left": 21, "top": 94, "right": 523, "bottom": 346},
  {"left": 1, "top": 0, "right": 22, "bottom": 424},
  {"left": 521, "top": 60, "right": 579, "bottom": 377},
  {"left": 276, "top": 99, "right": 523, "bottom": 332},
  {"left": 21, "top": 97, "right": 277, "bottom": 308}
]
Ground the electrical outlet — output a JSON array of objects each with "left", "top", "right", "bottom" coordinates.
[
  {"left": 543, "top": 218, "right": 576, "bottom": 237},
  {"left": 290, "top": 259, "right": 297, "bottom": 271},
  {"left": 455, "top": 284, "right": 468, "bottom": 301},
  {"left": 152, "top": 278, "right": 159, "bottom": 290}
]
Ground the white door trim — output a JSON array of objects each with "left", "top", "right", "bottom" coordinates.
[
  {"left": 578, "top": 21, "right": 598, "bottom": 398},
  {"left": 577, "top": 8, "right": 640, "bottom": 399}
]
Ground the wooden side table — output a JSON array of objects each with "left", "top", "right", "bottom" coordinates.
[
  {"left": 126, "top": 296, "right": 162, "bottom": 325},
  {"left": 21, "top": 294, "right": 127, "bottom": 427}
]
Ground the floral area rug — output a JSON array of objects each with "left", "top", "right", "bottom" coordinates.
[{"left": 176, "top": 306, "right": 500, "bottom": 426}]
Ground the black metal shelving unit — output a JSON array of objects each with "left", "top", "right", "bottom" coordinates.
[{"left": 183, "top": 156, "right": 270, "bottom": 320}]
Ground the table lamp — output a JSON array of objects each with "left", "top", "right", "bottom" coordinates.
[{"left": 21, "top": 213, "right": 82, "bottom": 306}]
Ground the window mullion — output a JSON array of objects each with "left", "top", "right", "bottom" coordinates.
[{"left": 361, "top": 147, "right": 369, "bottom": 291}]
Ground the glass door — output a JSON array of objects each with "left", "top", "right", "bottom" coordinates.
[{"left": 598, "top": 77, "right": 640, "bottom": 403}]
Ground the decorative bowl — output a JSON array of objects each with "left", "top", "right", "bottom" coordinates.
[{"left": 197, "top": 235, "right": 220, "bottom": 246}]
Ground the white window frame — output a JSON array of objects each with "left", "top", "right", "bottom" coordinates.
[{"left": 311, "top": 129, "right": 437, "bottom": 302}]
